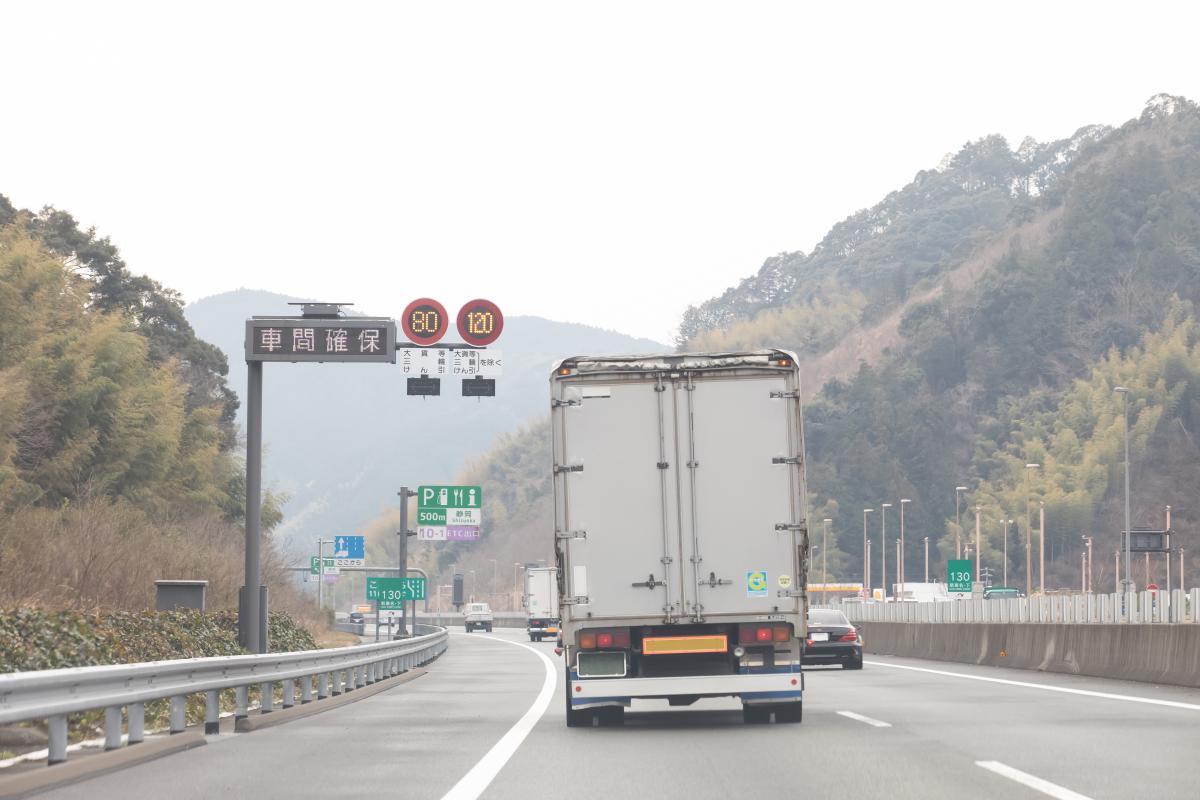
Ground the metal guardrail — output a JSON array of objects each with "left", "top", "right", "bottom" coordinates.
[
  {"left": 830, "top": 588, "right": 1200, "bottom": 625},
  {"left": 0, "top": 627, "right": 448, "bottom": 765}
]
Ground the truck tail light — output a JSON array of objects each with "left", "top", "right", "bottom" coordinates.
[
  {"left": 739, "top": 623, "right": 793, "bottom": 645},
  {"left": 577, "top": 628, "right": 630, "bottom": 650}
]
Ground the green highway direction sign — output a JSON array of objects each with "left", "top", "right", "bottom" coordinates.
[
  {"left": 947, "top": 559, "right": 973, "bottom": 593},
  {"left": 417, "top": 485, "right": 482, "bottom": 541},
  {"left": 367, "top": 576, "right": 427, "bottom": 609}
]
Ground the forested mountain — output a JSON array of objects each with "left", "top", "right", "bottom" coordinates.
[
  {"left": 0, "top": 199, "right": 294, "bottom": 613},
  {"left": 443, "top": 95, "right": 1200, "bottom": 598}
]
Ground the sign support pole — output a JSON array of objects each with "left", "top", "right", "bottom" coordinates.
[
  {"left": 398, "top": 487, "right": 416, "bottom": 637},
  {"left": 242, "top": 360, "right": 266, "bottom": 653}
]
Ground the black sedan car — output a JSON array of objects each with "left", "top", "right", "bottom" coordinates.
[{"left": 803, "top": 608, "right": 863, "bottom": 669}]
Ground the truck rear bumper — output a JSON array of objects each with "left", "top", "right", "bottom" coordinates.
[{"left": 570, "top": 671, "right": 802, "bottom": 709}]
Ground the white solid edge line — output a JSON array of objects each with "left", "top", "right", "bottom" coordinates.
[
  {"left": 976, "top": 761, "right": 1094, "bottom": 800},
  {"left": 836, "top": 710, "right": 891, "bottom": 728},
  {"left": 441, "top": 634, "right": 557, "bottom": 800},
  {"left": 864, "top": 660, "right": 1200, "bottom": 711}
]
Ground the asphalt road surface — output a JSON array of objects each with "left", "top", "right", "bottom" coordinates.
[{"left": 43, "top": 628, "right": 1200, "bottom": 799}]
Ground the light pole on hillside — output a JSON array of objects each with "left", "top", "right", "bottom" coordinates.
[
  {"left": 862, "top": 509, "right": 874, "bottom": 594},
  {"left": 881, "top": 503, "right": 892, "bottom": 601},
  {"left": 1025, "top": 464, "right": 1040, "bottom": 595},
  {"left": 1115, "top": 386, "right": 1133, "bottom": 603},
  {"left": 955, "top": 486, "right": 968, "bottom": 559}
]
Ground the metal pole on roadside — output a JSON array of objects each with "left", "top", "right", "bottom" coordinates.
[
  {"left": 1039, "top": 501, "right": 1046, "bottom": 596},
  {"left": 398, "top": 487, "right": 416, "bottom": 636},
  {"left": 923, "top": 536, "right": 929, "bottom": 583},
  {"left": 1115, "top": 386, "right": 1133, "bottom": 601},
  {"left": 1165, "top": 506, "right": 1172, "bottom": 594},
  {"left": 1024, "top": 464, "right": 1039, "bottom": 596},
  {"left": 955, "top": 486, "right": 967, "bottom": 559},
  {"left": 899, "top": 499, "right": 910, "bottom": 593},
  {"left": 317, "top": 538, "right": 325, "bottom": 613},
  {"left": 974, "top": 506, "right": 982, "bottom": 582},
  {"left": 243, "top": 360, "right": 265, "bottom": 653},
  {"left": 865, "top": 539, "right": 872, "bottom": 597},
  {"left": 823, "top": 519, "right": 832, "bottom": 588},
  {"left": 862, "top": 509, "right": 874, "bottom": 595},
  {"left": 881, "top": 503, "right": 892, "bottom": 601}
]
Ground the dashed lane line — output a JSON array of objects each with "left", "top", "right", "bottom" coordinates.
[
  {"left": 976, "top": 760, "right": 1094, "bottom": 800},
  {"left": 836, "top": 710, "right": 892, "bottom": 728}
]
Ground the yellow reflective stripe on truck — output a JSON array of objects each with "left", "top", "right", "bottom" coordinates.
[{"left": 642, "top": 635, "right": 728, "bottom": 655}]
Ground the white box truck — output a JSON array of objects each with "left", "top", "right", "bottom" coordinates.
[
  {"left": 524, "top": 566, "right": 560, "bottom": 641},
  {"left": 551, "top": 351, "right": 809, "bottom": 726}
]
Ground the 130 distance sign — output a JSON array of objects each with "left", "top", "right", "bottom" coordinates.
[{"left": 401, "top": 298, "right": 503, "bottom": 347}]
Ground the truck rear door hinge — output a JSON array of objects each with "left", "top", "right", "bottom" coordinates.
[
  {"left": 699, "top": 572, "right": 731, "bottom": 588},
  {"left": 555, "top": 529, "right": 587, "bottom": 540},
  {"left": 632, "top": 574, "right": 665, "bottom": 589},
  {"left": 771, "top": 456, "right": 803, "bottom": 465},
  {"left": 553, "top": 464, "right": 584, "bottom": 474},
  {"left": 551, "top": 399, "right": 581, "bottom": 409},
  {"left": 562, "top": 596, "right": 590, "bottom": 606},
  {"left": 777, "top": 590, "right": 804, "bottom": 598},
  {"left": 770, "top": 390, "right": 800, "bottom": 399},
  {"left": 774, "top": 523, "right": 805, "bottom": 532},
  {"left": 657, "top": 461, "right": 670, "bottom": 469}
]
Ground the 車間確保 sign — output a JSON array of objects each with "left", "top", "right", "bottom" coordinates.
[
  {"left": 417, "top": 485, "right": 482, "bottom": 541},
  {"left": 245, "top": 319, "right": 397, "bottom": 363}
]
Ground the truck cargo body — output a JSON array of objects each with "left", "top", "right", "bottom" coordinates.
[
  {"left": 551, "top": 351, "right": 809, "bottom": 725},
  {"left": 524, "top": 566, "right": 560, "bottom": 641}
]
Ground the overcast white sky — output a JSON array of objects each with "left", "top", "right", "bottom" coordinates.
[{"left": 3, "top": 1, "right": 1199, "bottom": 342}]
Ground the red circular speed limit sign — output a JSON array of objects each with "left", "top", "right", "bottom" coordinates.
[
  {"left": 401, "top": 298, "right": 449, "bottom": 345},
  {"left": 456, "top": 299, "right": 504, "bottom": 346}
]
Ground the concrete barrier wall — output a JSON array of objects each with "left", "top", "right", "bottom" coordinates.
[{"left": 860, "top": 622, "right": 1200, "bottom": 688}]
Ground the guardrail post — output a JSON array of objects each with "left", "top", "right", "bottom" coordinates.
[
  {"left": 318, "top": 672, "right": 330, "bottom": 698},
  {"left": 236, "top": 685, "right": 249, "bottom": 720},
  {"left": 367, "top": 662, "right": 375, "bottom": 684},
  {"left": 331, "top": 671, "right": 342, "bottom": 695},
  {"left": 282, "top": 679, "right": 295, "bottom": 708},
  {"left": 48, "top": 715, "right": 68, "bottom": 764},
  {"left": 128, "top": 702, "right": 145, "bottom": 744},
  {"left": 104, "top": 706, "right": 123, "bottom": 750},
  {"left": 260, "top": 682, "right": 275, "bottom": 712},
  {"left": 357, "top": 666, "right": 366, "bottom": 688},
  {"left": 169, "top": 695, "right": 187, "bottom": 734},
  {"left": 301, "top": 675, "right": 313, "bottom": 704},
  {"left": 205, "top": 690, "right": 220, "bottom": 734}
]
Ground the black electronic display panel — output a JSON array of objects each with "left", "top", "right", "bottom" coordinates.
[
  {"left": 456, "top": 299, "right": 504, "bottom": 347},
  {"left": 245, "top": 319, "right": 396, "bottom": 363},
  {"left": 402, "top": 298, "right": 449, "bottom": 345}
]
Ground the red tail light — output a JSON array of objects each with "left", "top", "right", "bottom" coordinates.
[
  {"left": 577, "top": 628, "right": 630, "bottom": 650},
  {"left": 839, "top": 630, "right": 859, "bottom": 642},
  {"left": 739, "top": 623, "right": 793, "bottom": 645}
]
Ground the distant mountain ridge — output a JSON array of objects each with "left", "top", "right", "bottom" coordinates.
[{"left": 184, "top": 290, "right": 665, "bottom": 550}]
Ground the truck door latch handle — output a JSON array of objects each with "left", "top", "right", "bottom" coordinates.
[
  {"left": 632, "top": 574, "right": 665, "bottom": 589},
  {"left": 699, "top": 572, "right": 731, "bottom": 587}
]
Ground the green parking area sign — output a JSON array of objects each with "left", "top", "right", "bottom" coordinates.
[{"left": 948, "top": 559, "right": 973, "bottom": 593}]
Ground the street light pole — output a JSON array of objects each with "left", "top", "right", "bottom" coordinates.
[
  {"left": 1039, "top": 500, "right": 1046, "bottom": 595},
  {"left": 881, "top": 503, "right": 892, "bottom": 601},
  {"left": 823, "top": 518, "right": 832, "bottom": 588},
  {"left": 955, "top": 486, "right": 968, "bottom": 559},
  {"left": 1025, "top": 464, "right": 1039, "bottom": 596},
  {"left": 1115, "top": 387, "right": 1133, "bottom": 602},
  {"left": 1002, "top": 520, "right": 1011, "bottom": 587},
  {"left": 862, "top": 509, "right": 874, "bottom": 595},
  {"left": 866, "top": 539, "right": 872, "bottom": 598},
  {"left": 1082, "top": 536, "right": 1093, "bottom": 593},
  {"left": 923, "top": 536, "right": 929, "bottom": 583},
  {"left": 974, "top": 506, "right": 982, "bottom": 582},
  {"left": 899, "top": 499, "right": 911, "bottom": 593}
]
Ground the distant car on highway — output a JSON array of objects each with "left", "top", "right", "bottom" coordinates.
[
  {"left": 464, "top": 602, "right": 494, "bottom": 633},
  {"left": 984, "top": 586, "right": 1023, "bottom": 600},
  {"left": 803, "top": 608, "right": 863, "bottom": 670},
  {"left": 348, "top": 611, "right": 366, "bottom": 624}
]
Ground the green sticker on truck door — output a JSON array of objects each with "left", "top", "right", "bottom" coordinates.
[{"left": 746, "top": 570, "right": 768, "bottom": 597}]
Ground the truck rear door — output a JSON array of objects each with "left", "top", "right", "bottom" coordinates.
[
  {"left": 674, "top": 372, "right": 803, "bottom": 620},
  {"left": 555, "top": 378, "right": 684, "bottom": 621}
]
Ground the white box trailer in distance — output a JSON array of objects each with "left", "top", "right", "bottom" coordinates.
[
  {"left": 524, "top": 566, "right": 560, "bottom": 641},
  {"left": 552, "top": 351, "right": 809, "bottom": 726}
]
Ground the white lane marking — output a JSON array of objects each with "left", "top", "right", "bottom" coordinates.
[
  {"left": 976, "top": 761, "right": 1094, "bottom": 799},
  {"left": 865, "top": 660, "right": 1200, "bottom": 711},
  {"left": 441, "top": 634, "right": 557, "bottom": 800},
  {"left": 836, "top": 710, "right": 892, "bottom": 728}
]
